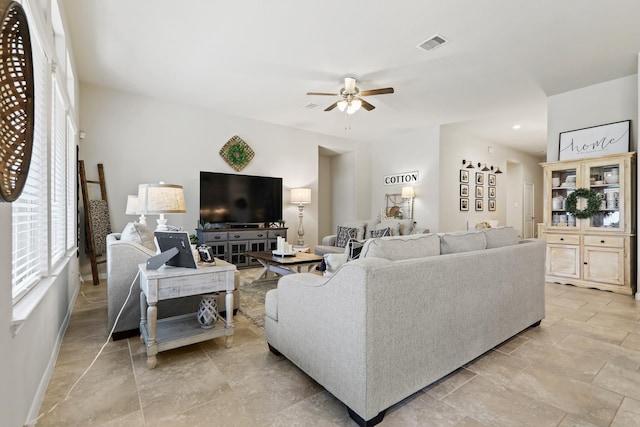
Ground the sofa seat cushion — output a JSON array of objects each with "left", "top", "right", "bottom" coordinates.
[
  {"left": 314, "top": 244, "right": 345, "bottom": 256},
  {"left": 484, "top": 226, "right": 519, "bottom": 248},
  {"left": 440, "top": 231, "right": 487, "bottom": 254},
  {"left": 120, "top": 222, "right": 157, "bottom": 251},
  {"left": 360, "top": 233, "right": 440, "bottom": 261}
]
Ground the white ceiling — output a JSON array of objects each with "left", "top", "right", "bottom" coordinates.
[{"left": 61, "top": 0, "right": 640, "bottom": 156}]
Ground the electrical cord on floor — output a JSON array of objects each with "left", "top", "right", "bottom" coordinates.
[
  {"left": 31, "top": 271, "right": 140, "bottom": 424},
  {"left": 78, "top": 273, "right": 106, "bottom": 304}
]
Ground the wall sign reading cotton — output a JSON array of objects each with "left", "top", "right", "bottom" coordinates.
[{"left": 383, "top": 171, "right": 419, "bottom": 185}]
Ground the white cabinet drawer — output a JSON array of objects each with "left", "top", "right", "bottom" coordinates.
[
  {"left": 583, "top": 236, "right": 624, "bottom": 248},
  {"left": 546, "top": 234, "right": 580, "bottom": 245}
]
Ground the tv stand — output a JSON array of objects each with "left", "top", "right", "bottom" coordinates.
[
  {"left": 230, "top": 223, "right": 261, "bottom": 229},
  {"left": 197, "top": 227, "right": 288, "bottom": 268}
]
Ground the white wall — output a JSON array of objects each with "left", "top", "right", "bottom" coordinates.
[
  {"left": 547, "top": 74, "right": 638, "bottom": 159},
  {"left": 78, "top": 83, "right": 371, "bottom": 274},
  {"left": 370, "top": 127, "right": 440, "bottom": 231},
  {"left": 439, "top": 127, "right": 544, "bottom": 233}
]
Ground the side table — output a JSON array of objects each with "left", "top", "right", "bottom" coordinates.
[{"left": 138, "top": 259, "right": 237, "bottom": 369}]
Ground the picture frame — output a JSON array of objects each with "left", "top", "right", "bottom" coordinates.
[
  {"left": 460, "top": 198, "right": 469, "bottom": 211},
  {"left": 475, "top": 199, "right": 483, "bottom": 211},
  {"left": 475, "top": 172, "right": 484, "bottom": 185},
  {"left": 460, "top": 169, "right": 469, "bottom": 183},
  {"left": 475, "top": 185, "right": 483, "bottom": 198},
  {"left": 488, "top": 174, "right": 496, "bottom": 186},
  {"left": 489, "top": 199, "right": 496, "bottom": 211},
  {"left": 488, "top": 187, "right": 496, "bottom": 198},
  {"left": 460, "top": 184, "right": 469, "bottom": 197},
  {"left": 558, "top": 120, "right": 631, "bottom": 161}
]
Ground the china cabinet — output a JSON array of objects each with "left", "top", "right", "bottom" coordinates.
[{"left": 540, "top": 152, "right": 636, "bottom": 295}]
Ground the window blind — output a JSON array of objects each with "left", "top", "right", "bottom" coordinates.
[
  {"left": 50, "top": 84, "right": 67, "bottom": 264},
  {"left": 12, "top": 34, "right": 48, "bottom": 302}
]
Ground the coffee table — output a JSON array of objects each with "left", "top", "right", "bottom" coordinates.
[{"left": 248, "top": 251, "right": 323, "bottom": 280}]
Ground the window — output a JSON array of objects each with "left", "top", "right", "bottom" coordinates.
[
  {"left": 11, "top": 2, "right": 77, "bottom": 304},
  {"left": 11, "top": 32, "right": 48, "bottom": 302}
]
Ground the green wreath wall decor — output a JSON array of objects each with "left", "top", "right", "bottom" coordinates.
[{"left": 565, "top": 188, "right": 601, "bottom": 219}]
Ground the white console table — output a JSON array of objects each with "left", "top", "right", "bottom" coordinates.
[{"left": 138, "top": 260, "right": 237, "bottom": 369}]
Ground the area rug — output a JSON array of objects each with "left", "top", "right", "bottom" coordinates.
[{"left": 237, "top": 268, "right": 278, "bottom": 328}]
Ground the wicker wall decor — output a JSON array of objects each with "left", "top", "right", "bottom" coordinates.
[
  {"left": 219, "top": 135, "right": 254, "bottom": 171},
  {"left": 0, "top": 0, "right": 35, "bottom": 202}
]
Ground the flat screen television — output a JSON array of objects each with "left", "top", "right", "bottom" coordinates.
[{"left": 200, "top": 171, "right": 283, "bottom": 227}]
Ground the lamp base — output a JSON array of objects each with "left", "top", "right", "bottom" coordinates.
[{"left": 156, "top": 215, "right": 168, "bottom": 231}]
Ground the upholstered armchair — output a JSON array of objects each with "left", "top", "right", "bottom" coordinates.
[{"left": 106, "top": 224, "right": 239, "bottom": 340}]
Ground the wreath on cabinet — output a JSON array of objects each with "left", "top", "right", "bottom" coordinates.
[{"left": 565, "top": 188, "right": 601, "bottom": 219}]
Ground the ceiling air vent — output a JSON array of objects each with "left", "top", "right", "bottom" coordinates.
[
  {"left": 304, "top": 102, "right": 318, "bottom": 109},
  {"left": 417, "top": 34, "right": 448, "bottom": 52}
]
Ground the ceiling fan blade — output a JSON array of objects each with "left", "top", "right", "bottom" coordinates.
[
  {"left": 360, "top": 99, "right": 375, "bottom": 111},
  {"left": 324, "top": 102, "right": 338, "bottom": 111},
  {"left": 360, "top": 87, "right": 394, "bottom": 96},
  {"left": 307, "top": 92, "right": 338, "bottom": 96}
]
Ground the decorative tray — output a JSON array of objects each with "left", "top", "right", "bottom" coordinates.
[{"left": 272, "top": 250, "right": 296, "bottom": 257}]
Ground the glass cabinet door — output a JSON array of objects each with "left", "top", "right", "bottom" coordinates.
[
  {"left": 549, "top": 166, "right": 579, "bottom": 229},
  {"left": 584, "top": 161, "right": 622, "bottom": 230}
]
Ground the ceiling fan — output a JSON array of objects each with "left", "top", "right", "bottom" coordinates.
[{"left": 307, "top": 77, "right": 394, "bottom": 114}]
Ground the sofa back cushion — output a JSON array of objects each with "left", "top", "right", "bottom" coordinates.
[
  {"left": 483, "top": 226, "right": 519, "bottom": 248},
  {"left": 120, "top": 222, "right": 157, "bottom": 251},
  {"left": 440, "top": 231, "right": 487, "bottom": 254},
  {"left": 361, "top": 233, "right": 440, "bottom": 261}
]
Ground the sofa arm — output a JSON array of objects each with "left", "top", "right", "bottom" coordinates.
[{"left": 322, "top": 234, "right": 337, "bottom": 246}]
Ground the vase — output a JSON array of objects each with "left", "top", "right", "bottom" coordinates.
[{"left": 197, "top": 294, "right": 218, "bottom": 329}]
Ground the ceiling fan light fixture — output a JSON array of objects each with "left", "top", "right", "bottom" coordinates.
[
  {"left": 344, "top": 77, "right": 356, "bottom": 93},
  {"left": 337, "top": 100, "right": 348, "bottom": 112},
  {"left": 347, "top": 99, "right": 362, "bottom": 115}
]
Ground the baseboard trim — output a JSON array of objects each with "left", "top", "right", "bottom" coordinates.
[{"left": 24, "top": 279, "right": 80, "bottom": 426}]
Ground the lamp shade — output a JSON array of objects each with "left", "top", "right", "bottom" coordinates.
[
  {"left": 291, "top": 188, "right": 311, "bottom": 204},
  {"left": 125, "top": 195, "right": 138, "bottom": 215},
  {"left": 138, "top": 183, "right": 186, "bottom": 214},
  {"left": 401, "top": 186, "right": 415, "bottom": 198}
]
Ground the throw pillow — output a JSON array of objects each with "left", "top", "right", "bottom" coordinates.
[
  {"left": 370, "top": 227, "right": 391, "bottom": 238},
  {"left": 376, "top": 220, "right": 401, "bottom": 236},
  {"left": 120, "top": 222, "right": 157, "bottom": 251},
  {"left": 336, "top": 226, "right": 356, "bottom": 248}
]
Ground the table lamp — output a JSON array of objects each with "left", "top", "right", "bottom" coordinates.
[{"left": 138, "top": 182, "right": 186, "bottom": 231}]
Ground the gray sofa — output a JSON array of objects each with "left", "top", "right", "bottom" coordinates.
[
  {"left": 106, "top": 227, "right": 239, "bottom": 340},
  {"left": 265, "top": 228, "right": 545, "bottom": 426},
  {"left": 314, "top": 218, "right": 426, "bottom": 256}
]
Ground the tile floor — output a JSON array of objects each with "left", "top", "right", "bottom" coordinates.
[{"left": 36, "top": 272, "right": 640, "bottom": 426}]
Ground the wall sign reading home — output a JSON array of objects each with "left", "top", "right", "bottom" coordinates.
[
  {"left": 383, "top": 171, "right": 419, "bottom": 185},
  {"left": 558, "top": 120, "right": 630, "bottom": 161}
]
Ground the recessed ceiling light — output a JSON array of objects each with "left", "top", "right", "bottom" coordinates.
[{"left": 512, "top": 124, "right": 521, "bottom": 130}]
